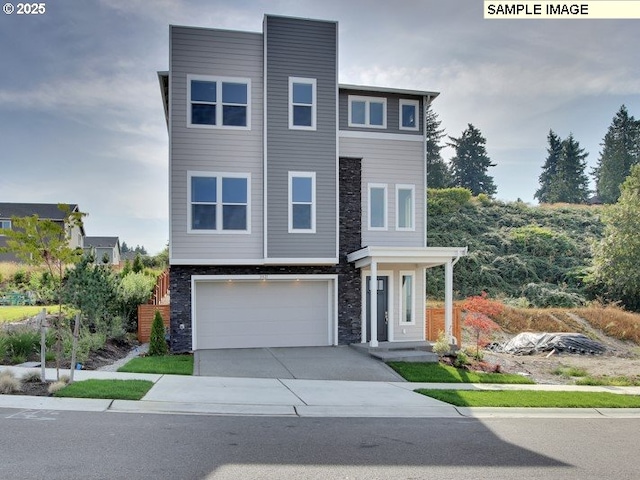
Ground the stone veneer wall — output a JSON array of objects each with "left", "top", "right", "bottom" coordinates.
[{"left": 169, "top": 157, "right": 362, "bottom": 352}]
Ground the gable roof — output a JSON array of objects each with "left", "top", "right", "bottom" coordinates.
[
  {"left": 84, "top": 236, "right": 120, "bottom": 249},
  {"left": 0, "top": 203, "right": 79, "bottom": 220}
]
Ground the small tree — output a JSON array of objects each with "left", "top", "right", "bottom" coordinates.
[
  {"left": 148, "top": 310, "right": 168, "bottom": 356},
  {"left": 0, "top": 204, "right": 85, "bottom": 379},
  {"left": 461, "top": 292, "right": 503, "bottom": 359}
]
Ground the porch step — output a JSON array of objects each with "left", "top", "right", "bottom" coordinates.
[{"left": 350, "top": 342, "right": 439, "bottom": 363}]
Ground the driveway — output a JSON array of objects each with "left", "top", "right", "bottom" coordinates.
[{"left": 193, "top": 346, "right": 405, "bottom": 382}]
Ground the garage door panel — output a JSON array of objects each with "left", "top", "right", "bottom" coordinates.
[{"left": 194, "top": 280, "right": 332, "bottom": 349}]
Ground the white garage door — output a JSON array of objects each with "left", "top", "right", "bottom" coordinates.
[{"left": 194, "top": 279, "right": 333, "bottom": 349}]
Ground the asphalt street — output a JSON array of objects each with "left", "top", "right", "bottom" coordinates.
[{"left": 1, "top": 409, "right": 638, "bottom": 480}]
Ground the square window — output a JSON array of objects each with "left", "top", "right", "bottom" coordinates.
[
  {"left": 188, "top": 75, "right": 250, "bottom": 129},
  {"left": 348, "top": 96, "right": 387, "bottom": 129},
  {"left": 189, "top": 173, "right": 250, "bottom": 232},
  {"left": 293, "top": 83, "right": 313, "bottom": 104}
]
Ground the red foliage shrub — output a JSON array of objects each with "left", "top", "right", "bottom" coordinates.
[{"left": 462, "top": 292, "right": 504, "bottom": 358}]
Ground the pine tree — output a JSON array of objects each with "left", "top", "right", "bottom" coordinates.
[
  {"left": 448, "top": 124, "right": 497, "bottom": 196},
  {"left": 425, "top": 103, "right": 452, "bottom": 188},
  {"left": 593, "top": 105, "right": 640, "bottom": 204},
  {"left": 148, "top": 310, "right": 169, "bottom": 356},
  {"left": 534, "top": 130, "right": 563, "bottom": 203}
]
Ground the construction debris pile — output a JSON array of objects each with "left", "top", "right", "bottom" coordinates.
[{"left": 489, "top": 332, "right": 606, "bottom": 355}]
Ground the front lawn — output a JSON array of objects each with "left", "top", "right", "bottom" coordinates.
[
  {"left": 54, "top": 379, "right": 154, "bottom": 400},
  {"left": 118, "top": 354, "right": 193, "bottom": 375},
  {"left": 416, "top": 389, "right": 640, "bottom": 408},
  {"left": 388, "top": 362, "right": 534, "bottom": 384}
]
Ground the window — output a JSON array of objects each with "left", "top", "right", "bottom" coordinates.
[
  {"left": 289, "top": 77, "right": 316, "bottom": 130},
  {"left": 399, "top": 99, "right": 419, "bottom": 131},
  {"left": 368, "top": 184, "right": 387, "bottom": 230},
  {"left": 0, "top": 220, "right": 11, "bottom": 232},
  {"left": 187, "top": 75, "right": 250, "bottom": 129},
  {"left": 396, "top": 185, "right": 415, "bottom": 230},
  {"left": 400, "top": 273, "right": 415, "bottom": 324},
  {"left": 348, "top": 95, "right": 387, "bottom": 128},
  {"left": 288, "top": 172, "right": 316, "bottom": 233},
  {"left": 188, "top": 172, "right": 250, "bottom": 232}
]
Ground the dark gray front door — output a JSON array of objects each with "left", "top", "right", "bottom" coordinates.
[{"left": 366, "top": 276, "right": 388, "bottom": 342}]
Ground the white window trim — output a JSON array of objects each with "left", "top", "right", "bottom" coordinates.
[
  {"left": 187, "top": 171, "right": 251, "bottom": 234},
  {"left": 399, "top": 99, "right": 420, "bottom": 131},
  {"left": 348, "top": 95, "right": 387, "bottom": 129},
  {"left": 396, "top": 184, "right": 415, "bottom": 231},
  {"left": 288, "top": 171, "right": 316, "bottom": 233},
  {"left": 367, "top": 183, "right": 388, "bottom": 231},
  {"left": 0, "top": 220, "right": 11, "bottom": 233},
  {"left": 187, "top": 74, "right": 251, "bottom": 130},
  {"left": 289, "top": 77, "right": 317, "bottom": 131},
  {"left": 399, "top": 271, "right": 416, "bottom": 325}
]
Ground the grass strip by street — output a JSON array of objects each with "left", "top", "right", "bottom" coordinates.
[
  {"left": 54, "top": 379, "right": 154, "bottom": 400},
  {"left": 416, "top": 389, "right": 640, "bottom": 408},
  {"left": 576, "top": 375, "right": 640, "bottom": 386},
  {"left": 388, "top": 362, "right": 535, "bottom": 384},
  {"left": 118, "top": 354, "right": 193, "bottom": 375}
]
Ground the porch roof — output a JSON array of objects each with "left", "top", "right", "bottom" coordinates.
[{"left": 347, "top": 246, "right": 468, "bottom": 269}]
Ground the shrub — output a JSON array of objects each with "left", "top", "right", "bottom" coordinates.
[
  {"left": 461, "top": 292, "right": 503, "bottom": 359},
  {"left": 0, "top": 337, "right": 7, "bottom": 362},
  {"left": 118, "top": 272, "right": 155, "bottom": 331},
  {"left": 0, "top": 370, "right": 21, "bottom": 394},
  {"left": 454, "top": 349, "right": 469, "bottom": 368},
  {"left": 427, "top": 187, "right": 472, "bottom": 214},
  {"left": 21, "top": 370, "right": 43, "bottom": 383},
  {"left": 48, "top": 380, "right": 67, "bottom": 395},
  {"left": 5, "top": 329, "right": 40, "bottom": 360},
  {"left": 148, "top": 310, "right": 168, "bottom": 356},
  {"left": 522, "top": 283, "right": 586, "bottom": 308}
]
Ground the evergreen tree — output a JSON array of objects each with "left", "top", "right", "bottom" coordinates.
[
  {"left": 425, "top": 103, "right": 452, "bottom": 188},
  {"left": 590, "top": 164, "right": 640, "bottom": 311},
  {"left": 448, "top": 124, "right": 497, "bottom": 196},
  {"left": 120, "top": 241, "right": 129, "bottom": 254},
  {"left": 593, "top": 105, "right": 640, "bottom": 204},
  {"left": 534, "top": 130, "right": 563, "bottom": 203},
  {"left": 148, "top": 310, "right": 169, "bottom": 356}
]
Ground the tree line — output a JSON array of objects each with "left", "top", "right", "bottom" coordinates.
[{"left": 427, "top": 104, "right": 640, "bottom": 204}]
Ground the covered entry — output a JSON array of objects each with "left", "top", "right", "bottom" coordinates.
[
  {"left": 192, "top": 275, "right": 337, "bottom": 350},
  {"left": 348, "top": 246, "right": 467, "bottom": 346}
]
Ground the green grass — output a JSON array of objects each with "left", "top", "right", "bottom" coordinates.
[
  {"left": 416, "top": 389, "right": 640, "bottom": 408},
  {"left": 118, "top": 354, "right": 193, "bottom": 375},
  {"left": 0, "top": 306, "right": 49, "bottom": 323},
  {"left": 552, "top": 366, "right": 589, "bottom": 378},
  {"left": 388, "top": 362, "right": 535, "bottom": 384},
  {"left": 54, "top": 379, "right": 154, "bottom": 400},
  {"left": 576, "top": 375, "right": 640, "bottom": 386}
]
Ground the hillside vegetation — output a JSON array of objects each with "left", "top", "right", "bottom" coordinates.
[{"left": 426, "top": 188, "right": 604, "bottom": 307}]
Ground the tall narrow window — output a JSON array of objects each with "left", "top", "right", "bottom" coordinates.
[
  {"left": 399, "top": 99, "right": 419, "bottom": 131},
  {"left": 289, "top": 77, "right": 316, "bottom": 130},
  {"left": 400, "top": 273, "right": 415, "bottom": 324},
  {"left": 188, "top": 172, "right": 250, "bottom": 233},
  {"left": 187, "top": 75, "right": 250, "bottom": 129},
  {"left": 289, "top": 172, "right": 316, "bottom": 232},
  {"left": 368, "top": 184, "right": 387, "bottom": 230},
  {"left": 348, "top": 96, "right": 387, "bottom": 128},
  {"left": 396, "top": 185, "right": 415, "bottom": 230}
]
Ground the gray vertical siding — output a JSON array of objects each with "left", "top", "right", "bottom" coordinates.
[
  {"left": 339, "top": 136, "right": 425, "bottom": 248},
  {"left": 265, "top": 16, "right": 338, "bottom": 259},
  {"left": 170, "top": 26, "right": 264, "bottom": 262},
  {"left": 339, "top": 89, "right": 423, "bottom": 135}
]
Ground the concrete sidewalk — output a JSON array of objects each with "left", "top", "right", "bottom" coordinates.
[{"left": 1, "top": 365, "right": 640, "bottom": 419}]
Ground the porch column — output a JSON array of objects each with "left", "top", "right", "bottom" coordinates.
[
  {"left": 369, "top": 260, "right": 378, "bottom": 347},
  {"left": 444, "top": 260, "right": 454, "bottom": 344}
]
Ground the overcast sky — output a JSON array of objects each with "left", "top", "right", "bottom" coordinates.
[{"left": 1, "top": 0, "right": 638, "bottom": 254}]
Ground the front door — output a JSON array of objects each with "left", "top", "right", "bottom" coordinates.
[{"left": 366, "top": 276, "right": 388, "bottom": 342}]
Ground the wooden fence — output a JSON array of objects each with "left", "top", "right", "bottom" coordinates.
[
  {"left": 150, "top": 269, "right": 169, "bottom": 305},
  {"left": 425, "top": 307, "right": 462, "bottom": 346},
  {"left": 137, "top": 304, "right": 170, "bottom": 343}
]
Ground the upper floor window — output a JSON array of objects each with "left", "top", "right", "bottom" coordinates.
[
  {"left": 399, "top": 99, "right": 419, "bottom": 131},
  {"left": 396, "top": 185, "right": 415, "bottom": 231},
  {"left": 0, "top": 220, "right": 11, "bottom": 232},
  {"left": 288, "top": 172, "right": 316, "bottom": 233},
  {"left": 348, "top": 95, "right": 386, "bottom": 129},
  {"left": 187, "top": 75, "right": 250, "bottom": 129},
  {"left": 188, "top": 172, "right": 250, "bottom": 233},
  {"left": 289, "top": 77, "right": 316, "bottom": 130},
  {"left": 368, "top": 184, "right": 387, "bottom": 230}
]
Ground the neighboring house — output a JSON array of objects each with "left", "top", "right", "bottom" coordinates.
[
  {"left": 83, "top": 236, "right": 121, "bottom": 265},
  {"left": 0, "top": 203, "right": 85, "bottom": 262},
  {"left": 159, "top": 15, "right": 467, "bottom": 353}
]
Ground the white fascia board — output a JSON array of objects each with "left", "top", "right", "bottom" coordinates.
[
  {"left": 347, "top": 246, "right": 468, "bottom": 268},
  {"left": 171, "top": 257, "right": 339, "bottom": 266},
  {"left": 264, "top": 257, "right": 338, "bottom": 266},
  {"left": 339, "top": 130, "right": 423, "bottom": 142}
]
